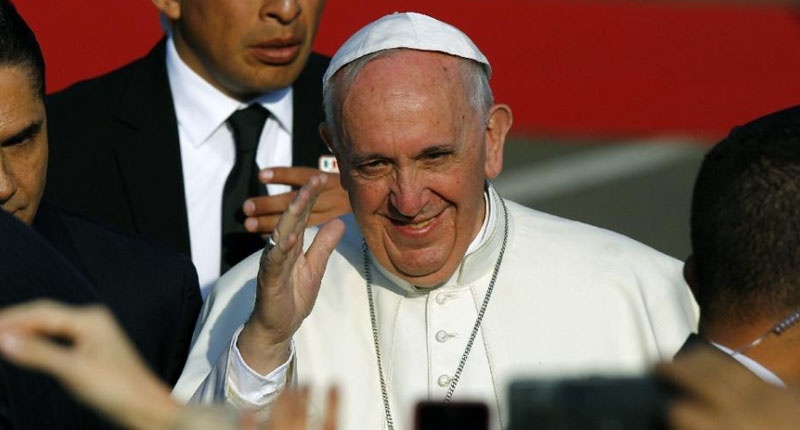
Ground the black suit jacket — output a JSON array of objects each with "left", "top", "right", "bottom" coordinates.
[
  {"left": 44, "top": 40, "right": 332, "bottom": 256},
  {"left": 32, "top": 202, "right": 202, "bottom": 386},
  {"left": 0, "top": 205, "right": 201, "bottom": 429}
]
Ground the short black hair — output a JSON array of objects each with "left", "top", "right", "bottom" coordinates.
[
  {"left": 691, "top": 122, "right": 800, "bottom": 325},
  {"left": 0, "top": 0, "right": 44, "bottom": 98}
]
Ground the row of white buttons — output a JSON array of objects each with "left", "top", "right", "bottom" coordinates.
[{"left": 434, "top": 291, "right": 460, "bottom": 390}]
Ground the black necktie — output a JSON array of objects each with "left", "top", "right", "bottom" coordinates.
[{"left": 221, "top": 104, "right": 269, "bottom": 273}]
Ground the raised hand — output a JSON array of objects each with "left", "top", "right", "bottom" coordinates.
[
  {"left": 238, "top": 173, "right": 345, "bottom": 375},
  {"left": 243, "top": 167, "right": 351, "bottom": 235},
  {"left": 0, "top": 300, "right": 180, "bottom": 430}
]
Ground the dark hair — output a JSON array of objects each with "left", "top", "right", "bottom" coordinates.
[
  {"left": 691, "top": 122, "right": 800, "bottom": 325},
  {"left": 0, "top": 0, "right": 44, "bottom": 98}
]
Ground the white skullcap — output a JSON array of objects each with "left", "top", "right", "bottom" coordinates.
[{"left": 322, "top": 12, "right": 491, "bottom": 87}]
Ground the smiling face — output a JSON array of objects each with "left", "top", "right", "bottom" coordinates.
[
  {"left": 0, "top": 66, "right": 47, "bottom": 225},
  {"left": 157, "top": 0, "right": 325, "bottom": 101},
  {"left": 330, "top": 50, "right": 510, "bottom": 287}
]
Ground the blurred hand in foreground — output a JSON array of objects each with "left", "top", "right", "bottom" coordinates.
[{"left": 657, "top": 347, "right": 800, "bottom": 430}]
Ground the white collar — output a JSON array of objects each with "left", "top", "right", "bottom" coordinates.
[
  {"left": 369, "top": 184, "right": 510, "bottom": 294},
  {"left": 711, "top": 341, "right": 787, "bottom": 387},
  {"left": 165, "top": 36, "right": 294, "bottom": 147}
]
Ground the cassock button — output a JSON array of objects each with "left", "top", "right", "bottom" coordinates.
[
  {"left": 435, "top": 292, "right": 456, "bottom": 305},
  {"left": 437, "top": 374, "right": 452, "bottom": 387}
]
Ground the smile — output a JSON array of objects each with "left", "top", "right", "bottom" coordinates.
[{"left": 406, "top": 218, "right": 433, "bottom": 229}]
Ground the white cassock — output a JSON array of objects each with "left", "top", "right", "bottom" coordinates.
[{"left": 174, "top": 186, "right": 698, "bottom": 429}]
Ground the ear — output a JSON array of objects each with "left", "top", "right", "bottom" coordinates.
[
  {"left": 319, "top": 123, "right": 348, "bottom": 190},
  {"left": 319, "top": 122, "right": 335, "bottom": 154},
  {"left": 683, "top": 254, "right": 700, "bottom": 302},
  {"left": 151, "top": 0, "right": 181, "bottom": 20},
  {"left": 483, "top": 104, "right": 512, "bottom": 180}
]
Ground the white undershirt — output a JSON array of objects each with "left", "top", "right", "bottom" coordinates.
[{"left": 166, "top": 37, "right": 294, "bottom": 298}]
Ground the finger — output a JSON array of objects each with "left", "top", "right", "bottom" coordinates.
[
  {"left": 260, "top": 231, "right": 302, "bottom": 286},
  {"left": 243, "top": 193, "right": 296, "bottom": 218},
  {"left": 273, "top": 174, "right": 327, "bottom": 243},
  {"left": 260, "top": 166, "right": 319, "bottom": 187},
  {"left": 0, "top": 330, "right": 73, "bottom": 376},
  {"left": 669, "top": 400, "right": 722, "bottom": 430},
  {"left": 322, "top": 387, "right": 340, "bottom": 430},
  {"left": 244, "top": 214, "right": 280, "bottom": 235},
  {"left": 305, "top": 219, "right": 346, "bottom": 276},
  {"left": 657, "top": 351, "right": 729, "bottom": 402},
  {"left": 0, "top": 300, "right": 89, "bottom": 341}
]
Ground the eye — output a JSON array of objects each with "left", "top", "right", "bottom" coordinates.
[
  {"left": 2, "top": 134, "right": 33, "bottom": 148},
  {"left": 356, "top": 159, "right": 392, "bottom": 177},
  {"left": 420, "top": 150, "right": 453, "bottom": 164}
]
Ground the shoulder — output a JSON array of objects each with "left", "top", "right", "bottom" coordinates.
[
  {"left": 292, "top": 52, "right": 330, "bottom": 96},
  {"left": 505, "top": 199, "right": 680, "bottom": 268},
  {"left": 42, "top": 203, "right": 195, "bottom": 279},
  {"left": 46, "top": 41, "right": 166, "bottom": 118}
]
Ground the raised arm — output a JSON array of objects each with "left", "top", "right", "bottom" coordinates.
[{"left": 237, "top": 173, "right": 345, "bottom": 375}]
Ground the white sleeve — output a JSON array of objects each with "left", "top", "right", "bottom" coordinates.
[{"left": 190, "top": 326, "right": 295, "bottom": 412}]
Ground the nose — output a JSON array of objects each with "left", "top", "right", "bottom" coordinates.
[
  {"left": 0, "top": 155, "right": 17, "bottom": 204},
  {"left": 262, "top": 0, "right": 302, "bottom": 24},
  {"left": 389, "top": 168, "right": 428, "bottom": 218}
]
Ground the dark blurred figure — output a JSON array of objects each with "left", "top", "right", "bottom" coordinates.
[{"left": 0, "top": 1, "right": 201, "bottom": 427}]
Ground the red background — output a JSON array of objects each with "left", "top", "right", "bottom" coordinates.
[{"left": 18, "top": 0, "right": 800, "bottom": 140}]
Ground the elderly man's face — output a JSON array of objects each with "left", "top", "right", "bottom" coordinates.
[
  {"left": 333, "top": 51, "right": 509, "bottom": 287},
  {"left": 0, "top": 66, "right": 47, "bottom": 225},
  {"left": 156, "top": 0, "right": 325, "bottom": 101}
]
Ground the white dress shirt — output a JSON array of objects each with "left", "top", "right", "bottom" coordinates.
[{"left": 166, "top": 37, "right": 293, "bottom": 298}]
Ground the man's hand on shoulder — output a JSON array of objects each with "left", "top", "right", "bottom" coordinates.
[{"left": 243, "top": 167, "right": 351, "bottom": 235}]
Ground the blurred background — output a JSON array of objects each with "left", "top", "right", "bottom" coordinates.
[{"left": 20, "top": 0, "right": 800, "bottom": 260}]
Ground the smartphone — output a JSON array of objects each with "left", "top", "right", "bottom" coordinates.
[{"left": 415, "top": 400, "right": 490, "bottom": 430}]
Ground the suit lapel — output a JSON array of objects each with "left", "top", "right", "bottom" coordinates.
[{"left": 112, "top": 41, "right": 191, "bottom": 255}]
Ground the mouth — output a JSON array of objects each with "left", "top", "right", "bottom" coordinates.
[
  {"left": 393, "top": 217, "right": 435, "bottom": 229},
  {"left": 249, "top": 37, "right": 303, "bottom": 65},
  {"left": 388, "top": 211, "right": 442, "bottom": 238}
]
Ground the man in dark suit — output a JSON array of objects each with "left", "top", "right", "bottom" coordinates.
[
  {"left": 678, "top": 118, "right": 800, "bottom": 387},
  {"left": 44, "top": 0, "right": 350, "bottom": 297},
  {"left": 0, "top": 1, "right": 201, "bottom": 427}
]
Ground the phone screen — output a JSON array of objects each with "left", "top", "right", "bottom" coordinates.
[
  {"left": 507, "top": 376, "right": 671, "bottom": 430},
  {"left": 414, "top": 401, "right": 489, "bottom": 430}
]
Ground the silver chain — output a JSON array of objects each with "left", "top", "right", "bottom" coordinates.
[{"left": 364, "top": 196, "right": 509, "bottom": 430}]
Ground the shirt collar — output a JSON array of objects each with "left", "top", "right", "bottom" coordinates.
[
  {"left": 165, "top": 36, "right": 294, "bottom": 147},
  {"left": 711, "top": 341, "right": 787, "bottom": 387},
  {"left": 369, "top": 183, "right": 509, "bottom": 295}
]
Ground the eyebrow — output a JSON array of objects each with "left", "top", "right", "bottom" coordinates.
[
  {"left": 350, "top": 144, "right": 455, "bottom": 164},
  {"left": 1, "top": 120, "right": 43, "bottom": 147}
]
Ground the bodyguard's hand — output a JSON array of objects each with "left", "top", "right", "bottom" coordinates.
[
  {"left": 238, "top": 174, "right": 345, "bottom": 375},
  {"left": 243, "top": 167, "right": 351, "bottom": 235},
  {"left": 0, "top": 300, "right": 180, "bottom": 430}
]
